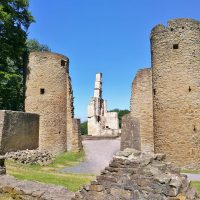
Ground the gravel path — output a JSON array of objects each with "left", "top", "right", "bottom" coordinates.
[
  {"left": 60, "top": 139, "right": 200, "bottom": 181},
  {"left": 60, "top": 139, "right": 120, "bottom": 174},
  {"left": 184, "top": 173, "right": 200, "bottom": 181}
]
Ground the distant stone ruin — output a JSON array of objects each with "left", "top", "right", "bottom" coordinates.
[
  {"left": 74, "top": 148, "right": 199, "bottom": 200},
  {"left": 26, "top": 52, "right": 82, "bottom": 155},
  {"left": 88, "top": 73, "right": 120, "bottom": 136},
  {"left": 121, "top": 18, "right": 200, "bottom": 168}
]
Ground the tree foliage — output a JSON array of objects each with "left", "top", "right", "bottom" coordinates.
[
  {"left": 0, "top": 0, "right": 34, "bottom": 110},
  {"left": 80, "top": 121, "right": 88, "bottom": 135},
  {"left": 26, "top": 39, "right": 51, "bottom": 52},
  {"left": 110, "top": 109, "right": 130, "bottom": 128}
]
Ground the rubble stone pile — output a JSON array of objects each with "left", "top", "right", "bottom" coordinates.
[
  {"left": 6, "top": 150, "right": 53, "bottom": 166},
  {"left": 74, "top": 148, "right": 200, "bottom": 200}
]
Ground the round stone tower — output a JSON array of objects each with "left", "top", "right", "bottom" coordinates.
[
  {"left": 151, "top": 18, "right": 200, "bottom": 166},
  {"left": 25, "top": 52, "right": 69, "bottom": 154}
]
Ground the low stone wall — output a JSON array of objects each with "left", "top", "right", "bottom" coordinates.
[
  {"left": 0, "top": 110, "right": 39, "bottom": 154},
  {"left": 74, "top": 148, "right": 199, "bottom": 200},
  {"left": 6, "top": 150, "right": 53, "bottom": 166},
  {"left": 121, "top": 114, "right": 140, "bottom": 151}
]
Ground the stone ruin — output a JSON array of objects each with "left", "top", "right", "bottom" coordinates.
[
  {"left": 88, "top": 73, "right": 121, "bottom": 136},
  {"left": 74, "top": 148, "right": 199, "bottom": 200},
  {"left": 121, "top": 18, "right": 200, "bottom": 168},
  {"left": 0, "top": 110, "right": 39, "bottom": 154},
  {"left": 0, "top": 51, "right": 82, "bottom": 156},
  {"left": 26, "top": 52, "right": 82, "bottom": 154},
  {"left": 1, "top": 17, "right": 200, "bottom": 199},
  {"left": 1, "top": 149, "right": 199, "bottom": 199},
  {"left": 5, "top": 150, "right": 53, "bottom": 166}
]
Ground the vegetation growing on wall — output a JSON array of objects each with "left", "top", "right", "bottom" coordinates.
[
  {"left": 81, "top": 121, "right": 88, "bottom": 135},
  {"left": 26, "top": 39, "right": 51, "bottom": 52}
]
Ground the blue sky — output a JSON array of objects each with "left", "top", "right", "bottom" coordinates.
[{"left": 28, "top": 0, "right": 200, "bottom": 121}]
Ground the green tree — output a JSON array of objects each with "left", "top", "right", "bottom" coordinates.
[
  {"left": 80, "top": 121, "right": 88, "bottom": 135},
  {"left": 110, "top": 109, "right": 130, "bottom": 128},
  {"left": 26, "top": 39, "right": 51, "bottom": 52},
  {"left": 0, "top": 0, "right": 34, "bottom": 110}
]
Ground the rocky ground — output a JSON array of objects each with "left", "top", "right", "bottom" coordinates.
[
  {"left": 0, "top": 175, "right": 74, "bottom": 200},
  {"left": 74, "top": 148, "right": 200, "bottom": 200}
]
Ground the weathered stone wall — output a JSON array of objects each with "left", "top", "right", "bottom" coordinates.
[
  {"left": 70, "top": 119, "right": 83, "bottom": 152},
  {"left": 26, "top": 52, "right": 68, "bottom": 154},
  {"left": 26, "top": 52, "right": 82, "bottom": 154},
  {"left": 66, "top": 72, "right": 75, "bottom": 151},
  {"left": 88, "top": 98, "right": 102, "bottom": 136},
  {"left": 104, "top": 112, "right": 119, "bottom": 130},
  {"left": 151, "top": 18, "right": 200, "bottom": 166},
  {"left": 0, "top": 110, "right": 39, "bottom": 154},
  {"left": 130, "top": 68, "right": 154, "bottom": 152},
  {"left": 74, "top": 148, "right": 199, "bottom": 200},
  {"left": 121, "top": 114, "right": 140, "bottom": 151}
]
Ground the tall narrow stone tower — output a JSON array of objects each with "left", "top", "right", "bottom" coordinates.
[
  {"left": 25, "top": 52, "right": 82, "bottom": 154},
  {"left": 151, "top": 18, "right": 200, "bottom": 166},
  {"left": 88, "top": 73, "right": 104, "bottom": 136},
  {"left": 88, "top": 73, "right": 120, "bottom": 136},
  {"left": 94, "top": 73, "right": 102, "bottom": 98}
]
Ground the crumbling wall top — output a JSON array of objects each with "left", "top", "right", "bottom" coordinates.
[
  {"left": 151, "top": 18, "right": 200, "bottom": 39},
  {"left": 30, "top": 51, "right": 69, "bottom": 61}
]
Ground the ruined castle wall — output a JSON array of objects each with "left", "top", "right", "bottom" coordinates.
[
  {"left": 0, "top": 110, "right": 39, "bottom": 154},
  {"left": 88, "top": 97, "right": 104, "bottom": 136},
  {"left": 130, "top": 68, "right": 154, "bottom": 152},
  {"left": 70, "top": 119, "right": 82, "bottom": 152},
  {"left": 25, "top": 52, "right": 69, "bottom": 155},
  {"left": 66, "top": 73, "right": 74, "bottom": 151},
  {"left": 121, "top": 114, "right": 140, "bottom": 151},
  {"left": 88, "top": 116, "right": 101, "bottom": 136},
  {"left": 151, "top": 18, "right": 200, "bottom": 166},
  {"left": 104, "top": 112, "right": 119, "bottom": 130}
]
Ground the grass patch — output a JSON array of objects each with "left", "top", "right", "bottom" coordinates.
[
  {"left": 191, "top": 181, "right": 200, "bottom": 194},
  {"left": 182, "top": 169, "right": 200, "bottom": 174},
  {"left": 5, "top": 151, "right": 95, "bottom": 192},
  {"left": 49, "top": 150, "right": 85, "bottom": 168}
]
